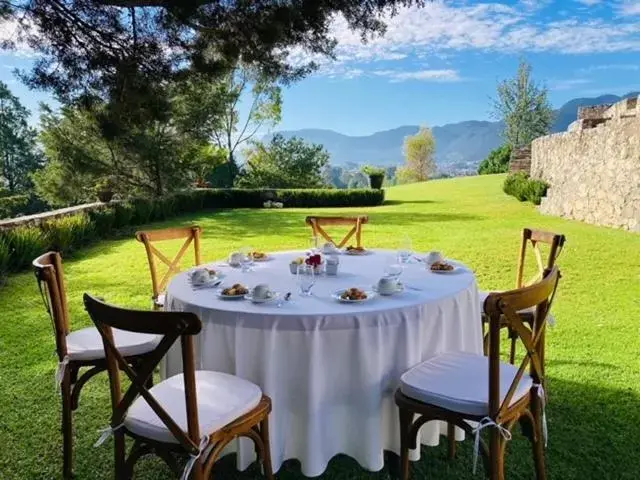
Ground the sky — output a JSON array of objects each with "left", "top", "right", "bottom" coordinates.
[{"left": 1, "top": 0, "right": 639, "bottom": 136}]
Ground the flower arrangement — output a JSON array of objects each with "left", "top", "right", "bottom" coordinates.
[
  {"left": 263, "top": 200, "right": 284, "bottom": 209},
  {"left": 305, "top": 253, "right": 322, "bottom": 267}
]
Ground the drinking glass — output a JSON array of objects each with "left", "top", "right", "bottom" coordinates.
[
  {"left": 240, "top": 247, "right": 253, "bottom": 273},
  {"left": 297, "top": 264, "right": 316, "bottom": 296},
  {"left": 397, "top": 235, "right": 413, "bottom": 264},
  {"left": 309, "top": 235, "right": 319, "bottom": 253},
  {"left": 384, "top": 257, "right": 404, "bottom": 280}
]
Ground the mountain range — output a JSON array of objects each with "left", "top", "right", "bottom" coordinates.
[{"left": 273, "top": 92, "right": 639, "bottom": 169}]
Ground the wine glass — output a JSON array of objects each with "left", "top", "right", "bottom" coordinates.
[
  {"left": 297, "top": 264, "right": 316, "bottom": 296},
  {"left": 240, "top": 247, "right": 253, "bottom": 273},
  {"left": 397, "top": 235, "right": 413, "bottom": 264}
]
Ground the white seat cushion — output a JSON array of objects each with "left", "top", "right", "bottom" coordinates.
[
  {"left": 155, "top": 293, "right": 166, "bottom": 307},
  {"left": 124, "top": 371, "right": 262, "bottom": 444},
  {"left": 67, "top": 327, "right": 161, "bottom": 362},
  {"left": 400, "top": 352, "right": 533, "bottom": 417}
]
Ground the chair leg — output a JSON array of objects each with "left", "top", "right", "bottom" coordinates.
[
  {"left": 447, "top": 423, "right": 456, "bottom": 460},
  {"left": 260, "top": 415, "right": 275, "bottom": 480},
  {"left": 489, "top": 428, "right": 506, "bottom": 480},
  {"left": 531, "top": 398, "right": 547, "bottom": 480},
  {"left": 398, "top": 406, "right": 413, "bottom": 480},
  {"left": 61, "top": 374, "right": 73, "bottom": 480},
  {"left": 114, "top": 430, "right": 129, "bottom": 479}
]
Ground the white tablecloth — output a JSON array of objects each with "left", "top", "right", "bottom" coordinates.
[{"left": 163, "top": 250, "right": 483, "bottom": 476}]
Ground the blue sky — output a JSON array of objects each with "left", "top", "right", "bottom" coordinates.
[{"left": 1, "top": 0, "right": 640, "bottom": 136}]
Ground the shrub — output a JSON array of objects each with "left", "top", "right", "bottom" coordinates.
[
  {"left": 42, "top": 214, "right": 94, "bottom": 253},
  {"left": 88, "top": 207, "right": 117, "bottom": 237},
  {"left": 0, "top": 236, "right": 10, "bottom": 283},
  {"left": 503, "top": 173, "right": 548, "bottom": 205},
  {"left": 2, "top": 226, "right": 48, "bottom": 272},
  {"left": 130, "top": 197, "right": 156, "bottom": 224},
  {"left": 0, "top": 195, "right": 30, "bottom": 219},
  {"left": 478, "top": 145, "right": 512, "bottom": 175},
  {"left": 114, "top": 202, "right": 135, "bottom": 228}
]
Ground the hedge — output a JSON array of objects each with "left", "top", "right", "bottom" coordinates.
[
  {"left": 0, "top": 188, "right": 384, "bottom": 283},
  {"left": 503, "top": 173, "right": 548, "bottom": 205},
  {"left": 0, "top": 195, "right": 30, "bottom": 219}
]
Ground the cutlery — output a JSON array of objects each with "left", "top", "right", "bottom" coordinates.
[
  {"left": 404, "top": 284, "right": 423, "bottom": 291},
  {"left": 277, "top": 292, "right": 292, "bottom": 308},
  {"left": 191, "top": 279, "right": 223, "bottom": 290}
]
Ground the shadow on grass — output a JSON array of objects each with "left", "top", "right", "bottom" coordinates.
[
  {"left": 207, "top": 376, "right": 640, "bottom": 480},
  {"left": 384, "top": 199, "right": 439, "bottom": 206}
]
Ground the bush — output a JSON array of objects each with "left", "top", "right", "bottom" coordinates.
[
  {"left": 503, "top": 173, "right": 548, "bottom": 205},
  {"left": 88, "top": 207, "right": 117, "bottom": 237},
  {"left": 2, "top": 226, "right": 48, "bottom": 272},
  {"left": 42, "top": 213, "right": 95, "bottom": 253},
  {"left": 479, "top": 145, "right": 512, "bottom": 175},
  {"left": 0, "top": 195, "right": 30, "bottom": 219},
  {"left": 0, "top": 236, "right": 10, "bottom": 284}
]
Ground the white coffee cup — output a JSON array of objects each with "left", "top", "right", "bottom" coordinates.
[
  {"left": 252, "top": 283, "right": 271, "bottom": 300},
  {"left": 191, "top": 269, "right": 209, "bottom": 284},
  {"left": 424, "top": 251, "right": 444, "bottom": 265},
  {"left": 228, "top": 252, "right": 244, "bottom": 266},
  {"left": 377, "top": 277, "right": 398, "bottom": 295},
  {"left": 323, "top": 242, "right": 337, "bottom": 254}
]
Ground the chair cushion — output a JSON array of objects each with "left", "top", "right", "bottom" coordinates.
[
  {"left": 155, "top": 293, "right": 166, "bottom": 308},
  {"left": 67, "top": 327, "right": 161, "bottom": 362},
  {"left": 124, "top": 371, "right": 262, "bottom": 444},
  {"left": 400, "top": 352, "right": 533, "bottom": 417}
]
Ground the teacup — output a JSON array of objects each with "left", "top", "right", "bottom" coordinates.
[
  {"left": 252, "top": 283, "right": 272, "bottom": 300},
  {"left": 377, "top": 277, "right": 399, "bottom": 295},
  {"left": 323, "top": 242, "right": 338, "bottom": 254},
  {"left": 191, "top": 268, "right": 210, "bottom": 284},
  {"left": 424, "top": 251, "right": 444, "bottom": 265},
  {"left": 228, "top": 252, "right": 244, "bottom": 267}
]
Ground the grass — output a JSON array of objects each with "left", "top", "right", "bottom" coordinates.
[{"left": 0, "top": 174, "right": 639, "bottom": 480}]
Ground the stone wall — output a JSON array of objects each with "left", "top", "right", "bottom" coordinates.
[
  {"left": 509, "top": 146, "right": 532, "bottom": 173},
  {"left": 578, "top": 104, "right": 613, "bottom": 120},
  {"left": 530, "top": 115, "right": 640, "bottom": 232},
  {"left": 0, "top": 202, "right": 112, "bottom": 231}
]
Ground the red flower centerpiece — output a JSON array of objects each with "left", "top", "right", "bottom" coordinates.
[{"left": 305, "top": 253, "right": 323, "bottom": 273}]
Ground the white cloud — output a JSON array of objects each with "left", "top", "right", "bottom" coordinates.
[
  {"left": 579, "top": 63, "right": 640, "bottom": 73},
  {"left": 0, "top": 19, "right": 36, "bottom": 57},
  {"left": 618, "top": 1, "right": 640, "bottom": 16},
  {"left": 287, "top": 1, "right": 640, "bottom": 79},
  {"left": 373, "top": 69, "right": 461, "bottom": 82},
  {"left": 549, "top": 78, "right": 592, "bottom": 91},
  {"left": 575, "top": 0, "right": 602, "bottom": 5}
]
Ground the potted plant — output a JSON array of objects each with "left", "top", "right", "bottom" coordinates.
[
  {"left": 95, "top": 177, "right": 116, "bottom": 203},
  {"left": 362, "top": 165, "right": 386, "bottom": 189}
]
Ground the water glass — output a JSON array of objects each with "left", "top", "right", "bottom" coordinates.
[
  {"left": 384, "top": 259, "right": 403, "bottom": 280},
  {"left": 309, "top": 235, "right": 319, "bottom": 253},
  {"left": 397, "top": 235, "right": 413, "bottom": 264},
  {"left": 240, "top": 247, "right": 253, "bottom": 272},
  {"left": 297, "top": 264, "right": 316, "bottom": 296}
]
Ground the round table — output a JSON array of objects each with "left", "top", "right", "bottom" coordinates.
[{"left": 163, "top": 250, "right": 483, "bottom": 476}]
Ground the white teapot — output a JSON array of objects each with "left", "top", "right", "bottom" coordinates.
[
  {"left": 424, "top": 251, "right": 444, "bottom": 266},
  {"left": 228, "top": 251, "right": 244, "bottom": 267},
  {"left": 252, "top": 283, "right": 272, "bottom": 300},
  {"left": 377, "top": 277, "right": 399, "bottom": 295}
]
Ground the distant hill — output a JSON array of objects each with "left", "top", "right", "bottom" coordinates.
[{"left": 271, "top": 92, "right": 639, "bottom": 169}]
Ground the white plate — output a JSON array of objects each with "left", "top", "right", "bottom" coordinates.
[
  {"left": 372, "top": 282, "right": 405, "bottom": 296},
  {"left": 343, "top": 248, "right": 371, "bottom": 256},
  {"left": 189, "top": 271, "right": 225, "bottom": 288},
  {"left": 217, "top": 291, "right": 247, "bottom": 300},
  {"left": 332, "top": 289, "right": 377, "bottom": 303},
  {"left": 244, "top": 292, "right": 279, "bottom": 304}
]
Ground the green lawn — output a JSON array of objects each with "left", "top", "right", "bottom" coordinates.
[{"left": 1, "top": 174, "right": 639, "bottom": 480}]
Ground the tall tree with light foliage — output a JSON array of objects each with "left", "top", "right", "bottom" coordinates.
[
  {"left": 493, "top": 60, "right": 555, "bottom": 148},
  {"left": 397, "top": 127, "right": 436, "bottom": 184}
]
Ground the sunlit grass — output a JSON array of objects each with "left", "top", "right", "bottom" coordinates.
[{"left": 0, "top": 174, "right": 638, "bottom": 479}]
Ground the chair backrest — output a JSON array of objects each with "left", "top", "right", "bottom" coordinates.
[
  {"left": 516, "top": 228, "right": 565, "bottom": 289},
  {"left": 83, "top": 293, "right": 203, "bottom": 454},
  {"left": 484, "top": 266, "right": 560, "bottom": 423},
  {"left": 135, "top": 226, "right": 202, "bottom": 301},
  {"left": 33, "top": 251, "right": 70, "bottom": 360},
  {"left": 305, "top": 215, "right": 369, "bottom": 249}
]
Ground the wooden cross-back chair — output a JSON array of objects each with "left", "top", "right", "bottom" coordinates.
[
  {"left": 305, "top": 215, "right": 368, "bottom": 249},
  {"left": 396, "top": 266, "right": 561, "bottom": 480},
  {"left": 135, "top": 226, "right": 202, "bottom": 310},
  {"left": 483, "top": 228, "right": 566, "bottom": 361},
  {"left": 33, "top": 252, "right": 160, "bottom": 479},
  {"left": 83, "top": 294, "right": 273, "bottom": 480}
]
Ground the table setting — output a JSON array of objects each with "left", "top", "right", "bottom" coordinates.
[{"left": 163, "top": 239, "right": 483, "bottom": 476}]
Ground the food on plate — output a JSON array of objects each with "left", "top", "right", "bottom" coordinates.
[
  {"left": 205, "top": 268, "right": 218, "bottom": 277},
  {"left": 222, "top": 283, "right": 249, "bottom": 296},
  {"left": 252, "top": 251, "right": 268, "bottom": 260},
  {"left": 345, "top": 245, "right": 366, "bottom": 253},
  {"left": 340, "top": 287, "right": 368, "bottom": 301},
  {"left": 430, "top": 260, "right": 454, "bottom": 272}
]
